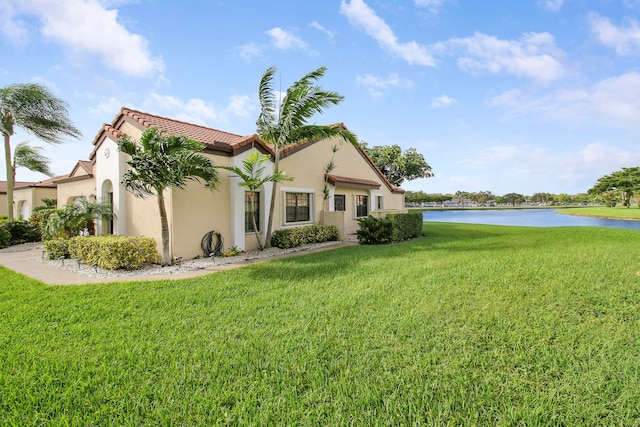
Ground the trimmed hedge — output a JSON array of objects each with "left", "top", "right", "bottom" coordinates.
[
  {"left": 271, "top": 224, "right": 339, "bottom": 249},
  {"left": 388, "top": 212, "right": 423, "bottom": 241},
  {"left": 45, "top": 235, "right": 161, "bottom": 270},
  {"left": 357, "top": 212, "right": 423, "bottom": 245},
  {"left": 44, "top": 239, "right": 70, "bottom": 259}
]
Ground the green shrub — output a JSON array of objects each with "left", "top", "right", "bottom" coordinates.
[
  {"left": 388, "top": 212, "right": 423, "bottom": 241},
  {"left": 34, "top": 208, "right": 59, "bottom": 241},
  {"left": 0, "top": 219, "right": 40, "bottom": 245},
  {"left": 356, "top": 215, "right": 394, "bottom": 245},
  {"left": 67, "top": 235, "right": 161, "bottom": 270},
  {"left": 44, "top": 239, "right": 70, "bottom": 259},
  {"left": 271, "top": 224, "right": 339, "bottom": 249},
  {"left": 0, "top": 227, "right": 10, "bottom": 248}
]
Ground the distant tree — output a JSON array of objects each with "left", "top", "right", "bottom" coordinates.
[
  {"left": 362, "top": 143, "right": 433, "bottom": 186},
  {"left": 118, "top": 127, "right": 219, "bottom": 266},
  {"left": 588, "top": 167, "right": 640, "bottom": 207},
  {"left": 502, "top": 193, "right": 525, "bottom": 205},
  {"left": 600, "top": 190, "right": 619, "bottom": 208},
  {"left": 1, "top": 83, "right": 81, "bottom": 219},
  {"left": 13, "top": 141, "right": 54, "bottom": 178}
]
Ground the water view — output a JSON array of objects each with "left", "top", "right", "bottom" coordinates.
[{"left": 422, "top": 208, "right": 640, "bottom": 231}]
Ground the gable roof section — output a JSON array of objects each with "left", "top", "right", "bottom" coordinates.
[
  {"left": 90, "top": 107, "right": 272, "bottom": 159},
  {"left": 279, "top": 125, "right": 404, "bottom": 194},
  {"left": 54, "top": 160, "right": 94, "bottom": 184},
  {"left": 14, "top": 175, "right": 69, "bottom": 190}
]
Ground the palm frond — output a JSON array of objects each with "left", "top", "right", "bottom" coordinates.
[
  {"left": 0, "top": 83, "right": 81, "bottom": 142},
  {"left": 13, "top": 141, "right": 54, "bottom": 176}
]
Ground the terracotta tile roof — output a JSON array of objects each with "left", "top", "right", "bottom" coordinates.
[
  {"left": 76, "top": 160, "right": 93, "bottom": 175},
  {"left": 0, "top": 181, "right": 34, "bottom": 193},
  {"left": 13, "top": 175, "right": 68, "bottom": 190},
  {"left": 326, "top": 174, "right": 381, "bottom": 189},
  {"left": 90, "top": 107, "right": 273, "bottom": 158}
]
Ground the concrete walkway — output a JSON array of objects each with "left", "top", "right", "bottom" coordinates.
[{"left": 0, "top": 241, "right": 356, "bottom": 286}]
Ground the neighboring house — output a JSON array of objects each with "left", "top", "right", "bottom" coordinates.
[
  {"left": 0, "top": 181, "right": 33, "bottom": 217},
  {"left": 13, "top": 176, "right": 67, "bottom": 219},
  {"left": 86, "top": 107, "right": 406, "bottom": 260},
  {"left": 55, "top": 160, "right": 96, "bottom": 207}
]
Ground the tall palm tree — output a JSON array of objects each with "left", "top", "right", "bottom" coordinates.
[
  {"left": 220, "top": 151, "right": 291, "bottom": 249},
  {"left": 257, "top": 66, "right": 358, "bottom": 247},
  {"left": 118, "top": 127, "right": 219, "bottom": 266},
  {"left": 0, "top": 83, "right": 81, "bottom": 219},
  {"left": 13, "top": 141, "right": 54, "bottom": 179}
]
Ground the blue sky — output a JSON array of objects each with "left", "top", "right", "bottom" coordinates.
[{"left": 2, "top": 0, "right": 640, "bottom": 196}]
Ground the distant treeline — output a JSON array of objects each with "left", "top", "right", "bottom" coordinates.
[{"left": 406, "top": 190, "right": 592, "bottom": 206}]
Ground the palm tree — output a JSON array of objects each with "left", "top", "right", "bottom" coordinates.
[
  {"left": 1, "top": 83, "right": 81, "bottom": 219},
  {"left": 118, "top": 127, "right": 219, "bottom": 266},
  {"left": 13, "top": 141, "right": 54, "bottom": 179},
  {"left": 220, "top": 151, "right": 291, "bottom": 249},
  {"left": 257, "top": 66, "right": 358, "bottom": 247}
]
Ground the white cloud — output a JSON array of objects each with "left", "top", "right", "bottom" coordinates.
[
  {"left": 436, "top": 31, "right": 565, "bottom": 82},
  {"left": 589, "top": 13, "right": 640, "bottom": 56},
  {"left": 265, "top": 27, "right": 307, "bottom": 50},
  {"left": 414, "top": 0, "right": 451, "bottom": 14},
  {"left": 490, "top": 72, "right": 640, "bottom": 129},
  {"left": 89, "top": 96, "right": 123, "bottom": 118},
  {"left": 1, "top": 0, "right": 163, "bottom": 78},
  {"left": 0, "top": 2, "right": 29, "bottom": 45},
  {"left": 309, "top": 21, "right": 335, "bottom": 40},
  {"left": 140, "top": 93, "right": 256, "bottom": 127},
  {"left": 431, "top": 95, "right": 457, "bottom": 108},
  {"left": 238, "top": 42, "right": 263, "bottom": 60},
  {"left": 539, "top": 0, "right": 563, "bottom": 12},
  {"left": 340, "top": 0, "right": 435, "bottom": 66},
  {"left": 356, "top": 73, "right": 414, "bottom": 98}
]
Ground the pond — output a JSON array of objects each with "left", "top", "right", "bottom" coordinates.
[{"left": 422, "top": 208, "right": 640, "bottom": 231}]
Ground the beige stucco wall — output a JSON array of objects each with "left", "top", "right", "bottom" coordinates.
[
  {"left": 278, "top": 136, "right": 404, "bottom": 235},
  {"left": 56, "top": 178, "right": 96, "bottom": 207},
  {"left": 13, "top": 187, "right": 57, "bottom": 219},
  {"left": 170, "top": 153, "right": 233, "bottom": 260},
  {"left": 0, "top": 194, "right": 7, "bottom": 217}
]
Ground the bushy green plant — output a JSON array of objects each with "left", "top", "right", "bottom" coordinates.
[
  {"left": 44, "top": 239, "right": 70, "bottom": 259},
  {"left": 0, "top": 227, "right": 10, "bottom": 248},
  {"left": 66, "top": 235, "right": 160, "bottom": 270},
  {"left": 388, "top": 212, "right": 423, "bottom": 241},
  {"left": 0, "top": 219, "right": 40, "bottom": 245},
  {"left": 356, "top": 215, "right": 394, "bottom": 245},
  {"left": 271, "top": 224, "right": 339, "bottom": 249},
  {"left": 34, "top": 208, "right": 58, "bottom": 241}
]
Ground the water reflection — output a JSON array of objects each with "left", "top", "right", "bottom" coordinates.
[{"left": 422, "top": 208, "right": 640, "bottom": 231}]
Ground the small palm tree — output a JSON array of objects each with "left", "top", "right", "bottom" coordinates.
[
  {"left": 220, "top": 151, "right": 291, "bottom": 249},
  {"left": 118, "top": 127, "right": 219, "bottom": 266},
  {"left": 44, "top": 197, "right": 114, "bottom": 239},
  {"left": 13, "top": 141, "right": 54, "bottom": 178},
  {"left": 1, "top": 83, "right": 81, "bottom": 219},
  {"left": 257, "top": 66, "right": 358, "bottom": 247}
]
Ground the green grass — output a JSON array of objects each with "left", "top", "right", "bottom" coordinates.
[
  {"left": 557, "top": 206, "right": 640, "bottom": 220},
  {"left": 2, "top": 223, "right": 640, "bottom": 425}
]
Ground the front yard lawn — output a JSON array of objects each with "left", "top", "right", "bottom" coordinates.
[{"left": 1, "top": 223, "right": 639, "bottom": 425}]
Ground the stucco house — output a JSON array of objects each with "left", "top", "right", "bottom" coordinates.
[
  {"left": 20, "top": 107, "right": 406, "bottom": 260},
  {"left": 13, "top": 176, "right": 67, "bottom": 219}
]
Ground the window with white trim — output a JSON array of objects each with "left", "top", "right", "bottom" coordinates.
[
  {"left": 285, "top": 192, "right": 311, "bottom": 223},
  {"left": 356, "top": 195, "right": 368, "bottom": 217},
  {"left": 376, "top": 195, "right": 383, "bottom": 210},
  {"left": 334, "top": 194, "right": 346, "bottom": 212},
  {"left": 245, "top": 191, "right": 260, "bottom": 233}
]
